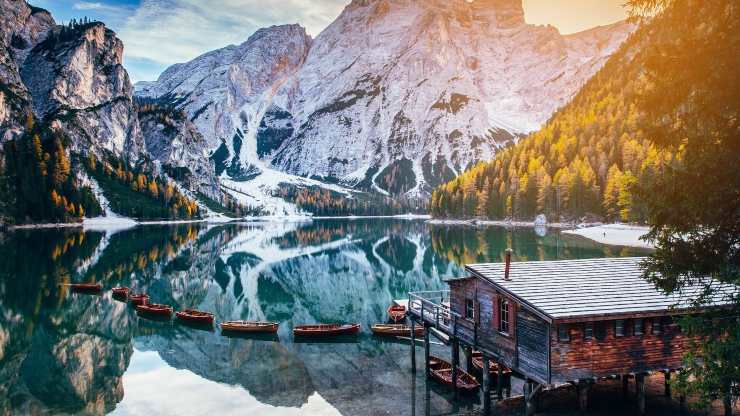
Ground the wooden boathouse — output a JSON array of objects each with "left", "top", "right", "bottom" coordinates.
[{"left": 406, "top": 253, "right": 735, "bottom": 415}]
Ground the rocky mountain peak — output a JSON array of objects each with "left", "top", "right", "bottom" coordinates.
[{"left": 344, "top": 0, "right": 525, "bottom": 29}]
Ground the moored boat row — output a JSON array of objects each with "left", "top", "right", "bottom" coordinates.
[{"left": 68, "top": 283, "right": 369, "bottom": 339}]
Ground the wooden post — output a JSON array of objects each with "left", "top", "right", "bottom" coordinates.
[
  {"left": 577, "top": 380, "right": 590, "bottom": 412},
  {"left": 723, "top": 381, "right": 732, "bottom": 416},
  {"left": 497, "top": 363, "right": 504, "bottom": 400},
  {"left": 464, "top": 346, "right": 473, "bottom": 372},
  {"left": 622, "top": 374, "right": 629, "bottom": 399},
  {"left": 636, "top": 373, "right": 646, "bottom": 416},
  {"left": 482, "top": 356, "right": 491, "bottom": 415},
  {"left": 664, "top": 370, "right": 671, "bottom": 397},
  {"left": 451, "top": 338, "right": 460, "bottom": 399},
  {"left": 410, "top": 319, "right": 416, "bottom": 373},
  {"left": 524, "top": 380, "right": 539, "bottom": 416},
  {"left": 424, "top": 325, "right": 430, "bottom": 378}
]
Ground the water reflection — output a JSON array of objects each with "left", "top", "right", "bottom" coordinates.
[{"left": 0, "top": 220, "right": 649, "bottom": 415}]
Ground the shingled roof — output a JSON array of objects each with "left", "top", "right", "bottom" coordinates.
[{"left": 465, "top": 257, "right": 736, "bottom": 322}]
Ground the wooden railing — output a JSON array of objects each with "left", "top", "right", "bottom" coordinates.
[{"left": 408, "top": 290, "right": 460, "bottom": 333}]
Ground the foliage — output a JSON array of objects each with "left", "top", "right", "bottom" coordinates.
[
  {"left": 430, "top": 20, "right": 673, "bottom": 222},
  {"left": 0, "top": 116, "right": 102, "bottom": 224},
  {"left": 84, "top": 153, "right": 200, "bottom": 220},
  {"left": 627, "top": 0, "right": 740, "bottom": 410},
  {"left": 275, "top": 184, "right": 426, "bottom": 217}
]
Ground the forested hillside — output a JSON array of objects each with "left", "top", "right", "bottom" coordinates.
[{"left": 430, "top": 17, "right": 671, "bottom": 223}]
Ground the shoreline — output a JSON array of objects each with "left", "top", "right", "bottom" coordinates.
[
  {"left": 426, "top": 218, "right": 582, "bottom": 229},
  {"left": 4, "top": 216, "right": 653, "bottom": 249},
  {"left": 4, "top": 213, "right": 434, "bottom": 230}
]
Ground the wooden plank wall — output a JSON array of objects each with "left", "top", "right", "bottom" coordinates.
[
  {"left": 550, "top": 317, "right": 688, "bottom": 383},
  {"left": 516, "top": 308, "right": 550, "bottom": 382},
  {"left": 449, "top": 279, "right": 518, "bottom": 371}
]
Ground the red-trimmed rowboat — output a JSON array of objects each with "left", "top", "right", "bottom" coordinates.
[
  {"left": 176, "top": 309, "right": 214, "bottom": 325},
  {"left": 220, "top": 321, "right": 279, "bottom": 333},
  {"left": 136, "top": 303, "right": 173, "bottom": 318},
  {"left": 371, "top": 324, "right": 423, "bottom": 337},
  {"left": 129, "top": 294, "right": 149, "bottom": 306},
  {"left": 62, "top": 283, "right": 102, "bottom": 292},
  {"left": 293, "top": 324, "right": 360, "bottom": 337},
  {"left": 112, "top": 287, "right": 129, "bottom": 298},
  {"left": 428, "top": 356, "right": 480, "bottom": 392},
  {"left": 471, "top": 351, "right": 512, "bottom": 388},
  {"left": 387, "top": 304, "right": 407, "bottom": 323}
]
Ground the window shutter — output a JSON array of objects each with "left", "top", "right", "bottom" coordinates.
[
  {"left": 509, "top": 300, "right": 516, "bottom": 337},
  {"left": 493, "top": 294, "right": 499, "bottom": 331}
]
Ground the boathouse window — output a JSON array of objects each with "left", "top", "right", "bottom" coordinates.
[
  {"left": 634, "top": 319, "right": 644, "bottom": 336},
  {"left": 615, "top": 319, "right": 625, "bottom": 337},
  {"left": 652, "top": 318, "right": 663, "bottom": 335},
  {"left": 498, "top": 297, "right": 510, "bottom": 334},
  {"left": 465, "top": 298, "right": 475, "bottom": 320},
  {"left": 584, "top": 322, "right": 594, "bottom": 340},
  {"left": 595, "top": 322, "right": 607, "bottom": 341},
  {"left": 558, "top": 325, "right": 570, "bottom": 342}
]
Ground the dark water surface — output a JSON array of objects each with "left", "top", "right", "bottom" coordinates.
[{"left": 0, "top": 220, "right": 650, "bottom": 415}]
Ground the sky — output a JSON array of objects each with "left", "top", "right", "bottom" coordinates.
[{"left": 31, "top": 0, "right": 629, "bottom": 83}]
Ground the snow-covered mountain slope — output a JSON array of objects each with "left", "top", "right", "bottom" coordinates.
[{"left": 136, "top": 0, "right": 633, "bottom": 200}]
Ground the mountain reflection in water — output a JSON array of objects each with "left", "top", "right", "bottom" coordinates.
[{"left": 0, "top": 220, "right": 648, "bottom": 415}]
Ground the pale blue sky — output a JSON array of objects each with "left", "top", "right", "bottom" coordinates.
[{"left": 32, "top": 0, "right": 628, "bottom": 83}]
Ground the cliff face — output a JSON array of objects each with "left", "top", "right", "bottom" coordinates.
[
  {"left": 21, "top": 22, "right": 145, "bottom": 159},
  {"left": 0, "top": 0, "right": 54, "bottom": 141},
  {"left": 139, "top": 108, "right": 220, "bottom": 199}
]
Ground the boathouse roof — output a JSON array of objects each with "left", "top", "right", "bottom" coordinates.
[{"left": 465, "top": 257, "right": 737, "bottom": 322}]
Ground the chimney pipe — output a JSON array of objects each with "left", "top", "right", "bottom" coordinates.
[{"left": 504, "top": 249, "right": 512, "bottom": 280}]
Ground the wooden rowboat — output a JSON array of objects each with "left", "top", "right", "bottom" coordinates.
[
  {"left": 136, "top": 303, "right": 172, "bottom": 318},
  {"left": 112, "top": 287, "right": 129, "bottom": 298},
  {"left": 176, "top": 309, "right": 214, "bottom": 325},
  {"left": 62, "top": 283, "right": 102, "bottom": 292},
  {"left": 220, "top": 321, "right": 279, "bottom": 333},
  {"left": 471, "top": 351, "right": 512, "bottom": 387},
  {"left": 129, "top": 293, "right": 149, "bottom": 306},
  {"left": 387, "top": 304, "right": 407, "bottom": 323},
  {"left": 428, "top": 355, "right": 480, "bottom": 392},
  {"left": 371, "top": 324, "right": 423, "bottom": 337},
  {"left": 293, "top": 324, "right": 360, "bottom": 337}
]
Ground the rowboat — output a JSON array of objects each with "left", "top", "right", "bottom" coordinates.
[
  {"left": 428, "top": 356, "right": 480, "bottom": 392},
  {"left": 371, "top": 324, "right": 423, "bottom": 337},
  {"left": 471, "top": 351, "right": 512, "bottom": 387},
  {"left": 220, "top": 321, "right": 279, "bottom": 334},
  {"left": 136, "top": 303, "right": 172, "bottom": 318},
  {"left": 293, "top": 324, "right": 360, "bottom": 337},
  {"left": 129, "top": 293, "right": 149, "bottom": 306},
  {"left": 112, "top": 287, "right": 129, "bottom": 299},
  {"left": 176, "top": 309, "right": 214, "bottom": 325},
  {"left": 387, "top": 304, "right": 407, "bottom": 323},
  {"left": 62, "top": 283, "right": 102, "bottom": 292}
]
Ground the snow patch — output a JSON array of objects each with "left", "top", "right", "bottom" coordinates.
[{"left": 562, "top": 224, "right": 654, "bottom": 249}]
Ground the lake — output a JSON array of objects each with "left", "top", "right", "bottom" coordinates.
[{"left": 0, "top": 219, "right": 650, "bottom": 415}]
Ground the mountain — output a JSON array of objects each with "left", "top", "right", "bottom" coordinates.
[
  {"left": 0, "top": 0, "right": 219, "bottom": 224},
  {"left": 135, "top": 0, "right": 634, "bottom": 205},
  {"left": 428, "top": 8, "right": 662, "bottom": 223}
]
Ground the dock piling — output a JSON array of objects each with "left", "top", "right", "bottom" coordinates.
[
  {"left": 497, "top": 362, "right": 504, "bottom": 400},
  {"left": 664, "top": 370, "right": 671, "bottom": 397},
  {"left": 423, "top": 325, "right": 430, "bottom": 378},
  {"left": 451, "top": 338, "right": 459, "bottom": 399},
  {"left": 636, "top": 373, "right": 646, "bottom": 416},
  {"left": 482, "top": 355, "right": 492, "bottom": 415},
  {"left": 622, "top": 374, "right": 629, "bottom": 399},
  {"left": 410, "top": 319, "right": 416, "bottom": 373}
]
